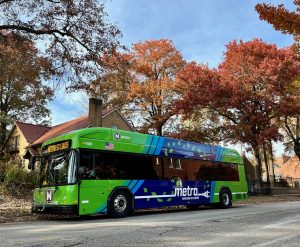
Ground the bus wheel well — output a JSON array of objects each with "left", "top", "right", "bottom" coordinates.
[
  {"left": 219, "top": 187, "right": 232, "bottom": 198},
  {"left": 107, "top": 187, "right": 134, "bottom": 216}
]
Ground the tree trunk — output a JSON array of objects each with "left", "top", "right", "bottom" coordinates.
[
  {"left": 157, "top": 125, "right": 163, "bottom": 136},
  {"left": 0, "top": 121, "right": 7, "bottom": 146},
  {"left": 285, "top": 116, "right": 300, "bottom": 160},
  {"left": 268, "top": 141, "right": 276, "bottom": 187},
  {"left": 252, "top": 145, "right": 262, "bottom": 183},
  {"left": 293, "top": 139, "right": 300, "bottom": 160},
  {"left": 262, "top": 141, "right": 270, "bottom": 184}
]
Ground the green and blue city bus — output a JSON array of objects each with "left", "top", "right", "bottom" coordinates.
[{"left": 32, "top": 127, "right": 248, "bottom": 217}]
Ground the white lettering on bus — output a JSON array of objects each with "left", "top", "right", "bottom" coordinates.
[{"left": 174, "top": 186, "right": 199, "bottom": 197}]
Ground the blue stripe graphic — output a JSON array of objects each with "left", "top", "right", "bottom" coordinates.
[
  {"left": 131, "top": 180, "right": 144, "bottom": 194},
  {"left": 146, "top": 135, "right": 154, "bottom": 154},
  {"left": 154, "top": 137, "right": 165, "bottom": 155},
  {"left": 148, "top": 136, "right": 159, "bottom": 155},
  {"left": 128, "top": 180, "right": 138, "bottom": 190}
]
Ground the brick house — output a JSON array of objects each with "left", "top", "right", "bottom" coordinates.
[{"left": 274, "top": 155, "right": 300, "bottom": 178}]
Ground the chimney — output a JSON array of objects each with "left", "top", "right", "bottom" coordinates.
[{"left": 89, "top": 98, "right": 103, "bottom": 127}]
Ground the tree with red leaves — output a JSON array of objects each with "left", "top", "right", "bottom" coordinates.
[
  {"left": 256, "top": 1, "right": 300, "bottom": 159},
  {"left": 256, "top": 1, "right": 300, "bottom": 37},
  {"left": 176, "top": 39, "right": 300, "bottom": 181}
]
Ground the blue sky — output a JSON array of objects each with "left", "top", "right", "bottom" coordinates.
[
  {"left": 50, "top": 0, "right": 295, "bottom": 153},
  {"left": 105, "top": 0, "right": 294, "bottom": 66}
]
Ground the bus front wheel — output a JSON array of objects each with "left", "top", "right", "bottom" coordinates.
[
  {"left": 108, "top": 190, "right": 132, "bottom": 218},
  {"left": 219, "top": 189, "right": 232, "bottom": 209}
]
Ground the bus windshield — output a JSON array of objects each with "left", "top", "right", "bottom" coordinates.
[{"left": 41, "top": 150, "right": 77, "bottom": 186}]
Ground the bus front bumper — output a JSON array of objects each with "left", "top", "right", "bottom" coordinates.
[{"left": 32, "top": 205, "right": 78, "bottom": 215}]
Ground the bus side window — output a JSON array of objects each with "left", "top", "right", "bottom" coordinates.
[
  {"left": 100, "top": 154, "right": 119, "bottom": 179},
  {"left": 80, "top": 151, "right": 165, "bottom": 180},
  {"left": 213, "top": 162, "right": 239, "bottom": 181},
  {"left": 79, "top": 151, "right": 94, "bottom": 179},
  {"left": 196, "top": 161, "right": 214, "bottom": 181},
  {"left": 153, "top": 157, "right": 163, "bottom": 179},
  {"left": 164, "top": 157, "right": 187, "bottom": 180},
  {"left": 78, "top": 166, "right": 87, "bottom": 178},
  {"left": 114, "top": 153, "right": 162, "bottom": 180},
  {"left": 186, "top": 160, "right": 214, "bottom": 181}
]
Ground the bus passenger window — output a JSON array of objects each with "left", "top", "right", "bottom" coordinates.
[
  {"left": 79, "top": 151, "right": 164, "bottom": 180},
  {"left": 79, "top": 152, "right": 94, "bottom": 179}
]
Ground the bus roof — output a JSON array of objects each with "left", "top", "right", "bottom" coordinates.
[{"left": 42, "top": 127, "right": 243, "bottom": 164}]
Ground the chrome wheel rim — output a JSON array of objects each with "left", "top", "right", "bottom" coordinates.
[
  {"left": 114, "top": 195, "right": 127, "bottom": 213},
  {"left": 222, "top": 193, "right": 230, "bottom": 206}
]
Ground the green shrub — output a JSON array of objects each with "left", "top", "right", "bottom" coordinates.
[
  {"left": 25, "top": 170, "right": 40, "bottom": 189},
  {"left": 0, "top": 160, "right": 41, "bottom": 195},
  {"left": 0, "top": 162, "right": 6, "bottom": 183},
  {"left": 4, "top": 165, "right": 28, "bottom": 195}
]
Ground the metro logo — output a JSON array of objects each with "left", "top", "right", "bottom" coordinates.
[{"left": 174, "top": 186, "right": 210, "bottom": 198}]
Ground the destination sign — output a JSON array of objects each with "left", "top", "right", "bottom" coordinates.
[{"left": 43, "top": 140, "right": 71, "bottom": 154}]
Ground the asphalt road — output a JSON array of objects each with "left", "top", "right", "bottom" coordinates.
[{"left": 0, "top": 202, "right": 300, "bottom": 247}]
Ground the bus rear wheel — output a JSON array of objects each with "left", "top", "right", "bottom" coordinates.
[
  {"left": 219, "top": 189, "right": 232, "bottom": 209},
  {"left": 108, "top": 190, "right": 132, "bottom": 218}
]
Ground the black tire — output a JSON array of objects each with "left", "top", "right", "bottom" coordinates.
[
  {"left": 219, "top": 189, "right": 232, "bottom": 209},
  {"left": 108, "top": 190, "right": 132, "bottom": 218}
]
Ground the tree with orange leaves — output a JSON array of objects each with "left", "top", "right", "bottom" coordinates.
[
  {"left": 128, "top": 39, "right": 185, "bottom": 135},
  {"left": 85, "top": 39, "right": 185, "bottom": 135}
]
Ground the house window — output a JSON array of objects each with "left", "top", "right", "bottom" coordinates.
[
  {"left": 9, "top": 135, "right": 19, "bottom": 151},
  {"left": 14, "top": 135, "right": 19, "bottom": 147},
  {"left": 111, "top": 124, "right": 118, "bottom": 129}
]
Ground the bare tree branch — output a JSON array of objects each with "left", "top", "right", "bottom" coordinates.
[
  {"left": 284, "top": 116, "right": 297, "bottom": 142},
  {"left": 0, "top": 0, "right": 15, "bottom": 5}
]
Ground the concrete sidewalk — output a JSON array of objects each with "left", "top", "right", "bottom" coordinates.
[{"left": 237, "top": 194, "right": 300, "bottom": 205}]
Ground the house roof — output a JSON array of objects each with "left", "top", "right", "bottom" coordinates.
[
  {"left": 15, "top": 121, "right": 51, "bottom": 143},
  {"left": 0, "top": 121, "right": 51, "bottom": 153},
  {"left": 30, "top": 108, "right": 115, "bottom": 147},
  {"left": 23, "top": 147, "right": 40, "bottom": 159}
]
